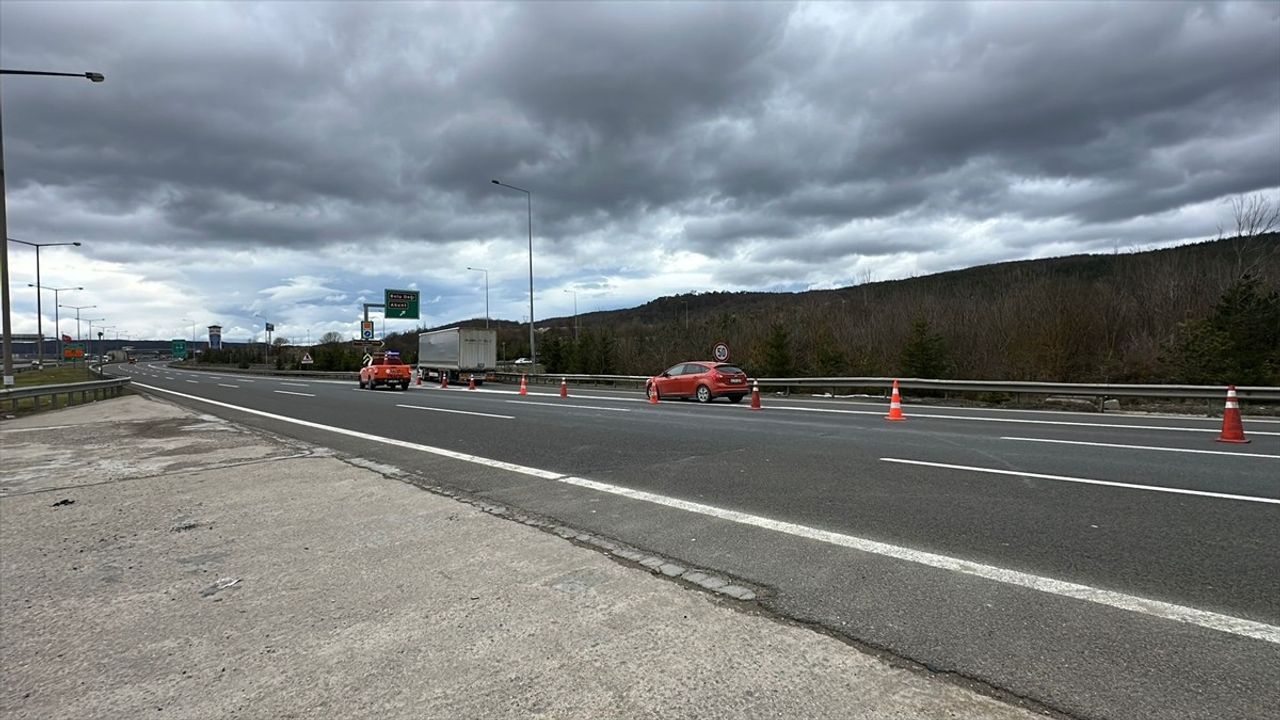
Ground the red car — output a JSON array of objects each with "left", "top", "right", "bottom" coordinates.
[{"left": 646, "top": 362, "right": 749, "bottom": 403}]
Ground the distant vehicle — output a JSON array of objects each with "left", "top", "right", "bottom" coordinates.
[
  {"left": 128, "top": 357, "right": 137, "bottom": 364},
  {"left": 646, "top": 362, "right": 749, "bottom": 403},
  {"left": 418, "top": 327, "right": 497, "bottom": 383},
  {"left": 512, "top": 357, "right": 532, "bottom": 365},
  {"left": 359, "top": 352, "right": 412, "bottom": 390}
]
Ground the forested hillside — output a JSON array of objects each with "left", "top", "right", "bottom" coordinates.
[
  {"left": 502, "top": 233, "right": 1279, "bottom": 384},
  {"left": 221, "top": 233, "right": 1277, "bottom": 385}
]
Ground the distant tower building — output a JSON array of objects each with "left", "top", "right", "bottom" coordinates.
[{"left": 208, "top": 325, "right": 222, "bottom": 350}]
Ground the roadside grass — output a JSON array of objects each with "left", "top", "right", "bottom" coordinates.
[{"left": 3, "top": 364, "right": 117, "bottom": 417}]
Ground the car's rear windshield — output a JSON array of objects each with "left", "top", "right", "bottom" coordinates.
[{"left": 715, "top": 365, "right": 744, "bottom": 374}]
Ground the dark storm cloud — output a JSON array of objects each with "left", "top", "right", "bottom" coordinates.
[{"left": 1, "top": 0, "right": 1277, "bottom": 297}]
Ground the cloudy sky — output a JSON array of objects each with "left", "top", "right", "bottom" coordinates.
[{"left": 2, "top": 1, "right": 1277, "bottom": 344}]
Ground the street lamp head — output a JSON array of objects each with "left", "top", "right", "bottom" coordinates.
[
  {"left": 491, "top": 179, "right": 500, "bottom": 185},
  {"left": 85, "top": 72, "right": 105, "bottom": 83},
  {"left": 72, "top": 242, "right": 82, "bottom": 247}
]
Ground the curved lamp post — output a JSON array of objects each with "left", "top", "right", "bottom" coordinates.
[{"left": 0, "top": 68, "right": 104, "bottom": 386}]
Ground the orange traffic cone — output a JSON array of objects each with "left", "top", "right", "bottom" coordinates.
[
  {"left": 415, "top": 369, "right": 422, "bottom": 386},
  {"left": 468, "top": 374, "right": 477, "bottom": 390},
  {"left": 750, "top": 380, "right": 762, "bottom": 411},
  {"left": 440, "top": 371, "right": 448, "bottom": 389},
  {"left": 885, "top": 379, "right": 906, "bottom": 421},
  {"left": 648, "top": 381, "right": 660, "bottom": 405},
  {"left": 519, "top": 374, "right": 528, "bottom": 396},
  {"left": 1217, "top": 385, "right": 1249, "bottom": 444},
  {"left": 560, "top": 378, "right": 568, "bottom": 398}
]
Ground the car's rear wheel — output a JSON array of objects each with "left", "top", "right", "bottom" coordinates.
[
  {"left": 727, "top": 394, "right": 744, "bottom": 404},
  {"left": 358, "top": 378, "right": 366, "bottom": 389},
  {"left": 696, "top": 385, "right": 712, "bottom": 403}
]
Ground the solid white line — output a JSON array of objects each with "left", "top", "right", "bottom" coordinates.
[
  {"left": 273, "top": 390, "right": 315, "bottom": 397},
  {"left": 880, "top": 458, "right": 1280, "bottom": 505},
  {"left": 396, "top": 404, "right": 514, "bottom": 420},
  {"left": 217, "top": 383, "right": 240, "bottom": 389},
  {"left": 551, "top": 475, "right": 1280, "bottom": 645},
  {"left": 1002, "top": 436, "right": 1280, "bottom": 460},
  {"left": 131, "top": 383, "right": 560, "bottom": 478},
  {"left": 505, "top": 400, "right": 631, "bottom": 412},
  {"left": 126, "top": 382, "right": 1280, "bottom": 646}
]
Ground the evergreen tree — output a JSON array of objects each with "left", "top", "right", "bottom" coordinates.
[
  {"left": 900, "top": 317, "right": 949, "bottom": 378},
  {"left": 760, "top": 323, "right": 794, "bottom": 377},
  {"left": 812, "top": 325, "right": 849, "bottom": 376},
  {"left": 1168, "top": 275, "right": 1280, "bottom": 384}
]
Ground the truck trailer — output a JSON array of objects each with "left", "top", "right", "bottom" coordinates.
[{"left": 417, "top": 327, "right": 497, "bottom": 384}]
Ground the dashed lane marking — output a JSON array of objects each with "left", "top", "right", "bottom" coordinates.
[
  {"left": 505, "top": 400, "right": 631, "bottom": 412},
  {"left": 880, "top": 457, "right": 1280, "bottom": 505},
  {"left": 1001, "top": 436, "right": 1280, "bottom": 460},
  {"left": 273, "top": 390, "right": 315, "bottom": 397},
  {"left": 396, "top": 404, "right": 514, "bottom": 419}
]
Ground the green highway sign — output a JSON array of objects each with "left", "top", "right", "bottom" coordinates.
[
  {"left": 385, "top": 289, "right": 420, "bottom": 320},
  {"left": 172, "top": 338, "right": 188, "bottom": 360}
]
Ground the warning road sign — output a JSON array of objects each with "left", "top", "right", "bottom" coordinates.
[{"left": 301, "top": 352, "right": 314, "bottom": 365}]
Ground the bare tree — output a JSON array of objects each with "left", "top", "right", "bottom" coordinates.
[
  {"left": 1227, "top": 194, "right": 1280, "bottom": 278},
  {"left": 1233, "top": 194, "right": 1280, "bottom": 237}
]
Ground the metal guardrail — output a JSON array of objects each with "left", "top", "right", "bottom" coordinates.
[
  {"left": 0, "top": 377, "right": 132, "bottom": 414},
  {"left": 491, "top": 373, "right": 1280, "bottom": 402}
]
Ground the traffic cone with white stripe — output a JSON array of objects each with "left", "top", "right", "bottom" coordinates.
[
  {"left": 415, "top": 369, "right": 422, "bottom": 386},
  {"left": 885, "top": 379, "right": 906, "bottom": 421},
  {"left": 560, "top": 378, "right": 568, "bottom": 398},
  {"left": 1217, "top": 385, "right": 1249, "bottom": 444},
  {"left": 440, "top": 371, "right": 448, "bottom": 389},
  {"left": 648, "top": 381, "right": 660, "bottom": 404},
  {"left": 468, "top": 374, "right": 476, "bottom": 390},
  {"left": 750, "top": 380, "right": 762, "bottom": 411},
  {"left": 519, "top": 374, "right": 528, "bottom": 396}
]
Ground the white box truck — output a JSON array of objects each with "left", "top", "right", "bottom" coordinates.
[{"left": 418, "top": 327, "right": 497, "bottom": 384}]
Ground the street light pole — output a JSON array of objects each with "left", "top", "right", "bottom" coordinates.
[
  {"left": 9, "top": 237, "right": 82, "bottom": 367},
  {"left": 466, "top": 266, "right": 489, "bottom": 329},
  {"left": 0, "top": 68, "right": 105, "bottom": 387},
  {"left": 564, "top": 289, "right": 578, "bottom": 340},
  {"left": 491, "top": 180, "right": 535, "bottom": 366},
  {"left": 60, "top": 304, "right": 95, "bottom": 342},
  {"left": 30, "top": 284, "right": 80, "bottom": 365}
]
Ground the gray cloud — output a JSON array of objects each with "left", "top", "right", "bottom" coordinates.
[{"left": 1, "top": 0, "right": 1276, "bottom": 339}]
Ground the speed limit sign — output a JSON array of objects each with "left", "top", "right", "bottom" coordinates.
[{"left": 712, "top": 341, "right": 731, "bottom": 362}]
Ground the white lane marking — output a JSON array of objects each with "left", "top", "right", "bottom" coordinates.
[
  {"left": 131, "top": 383, "right": 560, "bottom": 479},
  {"left": 239, "top": 379, "right": 255, "bottom": 383},
  {"left": 881, "top": 458, "right": 1279, "bottom": 505},
  {"left": 185, "top": 380, "right": 199, "bottom": 384},
  {"left": 505, "top": 400, "right": 631, "bottom": 412},
  {"left": 217, "top": 383, "right": 240, "bottom": 389},
  {"left": 396, "top": 404, "right": 514, "bottom": 419},
  {"left": 128, "top": 382, "right": 1280, "bottom": 645},
  {"left": 1, "top": 425, "right": 76, "bottom": 433},
  {"left": 552, "top": 474, "right": 1280, "bottom": 644},
  {"left": 279, "top": 382, "right": 310, "bottom": 388},
  {"left": 163, "top": 376, "right": 175, "bottom": 380},
  {"left": 1002, "top": 436, "right": 1280, "bottom": 460},
  {"left": 767, "top": 405, "right": 1280, "bottom": 436},
  {"left": 273, "top": 390, "right": 315, "bottom": 397}
]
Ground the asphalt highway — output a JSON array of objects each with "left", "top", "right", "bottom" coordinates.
[{"left": 111, "top": 362, "right": 1280, "bottom": 720}]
